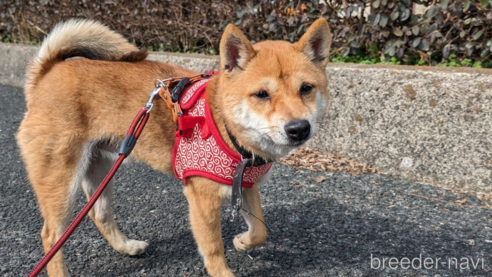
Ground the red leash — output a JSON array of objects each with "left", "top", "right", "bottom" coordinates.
[{"left": 28, "top": 104, "right": 152, "bottom": 276}]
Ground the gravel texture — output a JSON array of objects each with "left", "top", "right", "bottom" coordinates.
[{"left": 1, "top": 83, "right": 492, "bottom": 277}]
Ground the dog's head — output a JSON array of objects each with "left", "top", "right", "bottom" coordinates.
[{"left": 215, "top": 18, "right": 331, "bottom": 161}]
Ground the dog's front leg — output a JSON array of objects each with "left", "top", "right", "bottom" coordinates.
[
  {"left": 233, "top": 184, "right": 267, "bottom": 251},
  {"left": 183, "top": 178, "right": 234, "bottom": 277}
]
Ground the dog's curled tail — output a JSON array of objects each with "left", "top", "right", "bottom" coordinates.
[{"left": 25, "top": 19, "right": 146, "bottom": 94}]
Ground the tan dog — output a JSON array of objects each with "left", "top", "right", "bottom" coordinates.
[{"left": 17, "top": 18, "right": 331, "bottom": 277}]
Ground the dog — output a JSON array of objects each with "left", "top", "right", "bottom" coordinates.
[{"left": 17, "top": 18, "right": 331, "bottom": 277}]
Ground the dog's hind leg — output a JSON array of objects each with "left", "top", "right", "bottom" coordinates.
[
  {"left": 81, "top": 147, "right": 148, "bottom": 256},
  {"left": 19, "top": 135, "right": 90, "bottom": 277},
  {"left": 36, "top": 179, "right": 77, "bottom": 277},
  {"left": 232, "top": 184, "right": 268, "bottom": 251}
]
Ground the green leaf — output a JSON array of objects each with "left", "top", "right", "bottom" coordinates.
[
  {"left": 397, "top": 48, "right": 404, "bottom": 58},
  {"left": 391, "top": 11, "right": 399, "bottom": 21},
  {"left": 287, "top": 17, "right": 295, "bottom": 26},
  {"left": 266, "top": 15, "right": 276, "bottom": 22},
  {"left": 473, "top": 30, "right": 483, "bottom": 40},
  {"left": 442, "top": 44, "right": 450, "bottom": 59},
  {"left": 481, "top": 0, "right": 489, "bottom": 8},
  {"left": 371, "top": 14, "right": 381, "bottom": 26},
  {"left": 412, "top": 37, "right": 421, "bottom": 48},
  {"left": 460, "top": 31, "right": 466, "bottom": 38},
  {"left": 289, "top": 32, "right": 296, "bottom": 42},
  {"left": 412, "top": 26, "right": 419, "bottom": 36},
  {"left": 400, "top": 8, "right": 410, "bottom": 21},
  {"left": 420, "top": 23, "right": 430, "bottom": 35},
  {"left": 480, "top": 49, "right": 489, "bottom": 58},
  {"left": 429, "top": 23, "right": 438, "bottom": 33},
  {"left": 341, "top": 47, "right": 350, "bottom": 58},
  {"left": 464, "top": 18, "right": 471, "bottom": 25},
  {"left": 425, "top": 6, "right": 436, "bottom": 20},
  {"left": 297, "top": 24, "right": 304, "bottom": 35},
  {"left": 440, "top": 0, "right": 449, "bottom": 9},
  {"left": 381, "top": 0, "right": 387, "bottom": 6},
  {"left": 380, "top": 14, "right": 388, "bottom": 27},
  {"left": 419, "top": 39, "right": 429, "bottom": 51},
  {"left": 388, "top": 47, "right": 396, "bottom": 57},
  {"left": 373, "top": 0, "right": 380, "bottom": 9},
  {"left": 464, "top": 0, "right": 471, "bottom": 11},
  {"left": 393, "top": 27, "right": 403, "bottom": 37}
]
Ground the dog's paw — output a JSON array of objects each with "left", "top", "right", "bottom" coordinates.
[
  {"left": 123, "top": 239, "right": 149, "bottom": 256},
  {"left": 233, "top": 234, "right": 250, "bottom": 252}
]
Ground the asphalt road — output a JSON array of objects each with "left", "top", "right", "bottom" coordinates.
[{"left": 1, "top": 83, "right": 491, "bottom": 277}]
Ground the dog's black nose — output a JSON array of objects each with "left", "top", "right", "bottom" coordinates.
[{"left": 284, "top": 120, "right": 311, "bottom": 142}]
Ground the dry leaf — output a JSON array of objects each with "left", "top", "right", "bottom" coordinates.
[
  {"left": 315, "top": 176, "right": 327, "bottom": 183},
  {"left": 279, "top": 147, "right": 378, "bottom": 175},
  {"left": 455, "top": 199, "right": 467, "bottom": 205}
]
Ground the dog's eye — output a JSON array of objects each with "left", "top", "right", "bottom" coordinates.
[
  {"left": 253, "top": 90, "right": 270, "bottom": 99},
  {"left": 300, "top": 84, "right": 314, "bottom": 95}
]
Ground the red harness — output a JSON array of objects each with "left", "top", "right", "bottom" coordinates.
[{"left": 172, "top": 78, "right": 273, "bottom": 188}]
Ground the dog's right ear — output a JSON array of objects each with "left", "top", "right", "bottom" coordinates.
[{"left": 219, "top": 24, "right": 256, "bottom": 74}]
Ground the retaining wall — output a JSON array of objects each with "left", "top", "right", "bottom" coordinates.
[{"left": 1, "top": 43, "right": 491, "bottom": 194}]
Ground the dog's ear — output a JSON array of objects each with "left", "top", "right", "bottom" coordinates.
[
  {"left": 219, "top": 24, "right": 256, "bottom": 74},
  {"left": 295, "top": 18, "right": 332, "bottom": 69}
]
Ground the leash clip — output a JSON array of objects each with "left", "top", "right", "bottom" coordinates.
[
  {"left": 144, "top": 88, "right": 160, "bottom": 113},
  {"left": 145, "top": 78, "right": 172, "bottom": 113}
]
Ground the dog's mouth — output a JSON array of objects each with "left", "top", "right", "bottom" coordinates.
[{"left": 288, "top": 141, "right": 306, "bottom": 147}]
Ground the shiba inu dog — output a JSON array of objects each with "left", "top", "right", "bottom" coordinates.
[{"left": 17, "top": 17, "right": 331, "bottom": 277}]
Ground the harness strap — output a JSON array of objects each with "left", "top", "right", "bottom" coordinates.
[
  {"left": 231, "top": 158, "right": 252, "bottom": 215},
  {"left": 158, "top": 73, "right": 216, "bottom": 123},
  {"left": 176, "top": 116, "right": 208, "bottom": 138}
]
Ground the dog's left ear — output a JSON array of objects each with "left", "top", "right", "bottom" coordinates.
[
  {"left": 219, "top": 24, "right": 256, "bottom": 74},
  {"left": 295, "top": 18, "right": 332, "bottom": 69}
]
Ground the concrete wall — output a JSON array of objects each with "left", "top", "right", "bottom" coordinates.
[
  {"left": 314, "top": 64, "right": 492, "bottom": 196},
  {"left": 0, "top": 44, "right": 39, "bottom": 87},
  {"left": 1, "top": 43, "right": 491, "bottom": 194}
]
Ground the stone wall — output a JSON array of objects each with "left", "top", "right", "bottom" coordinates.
[{"left": 1, "top": 43, "right": 491, "bottom": 194}]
